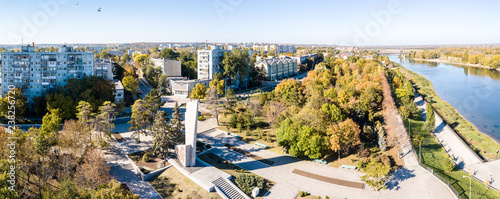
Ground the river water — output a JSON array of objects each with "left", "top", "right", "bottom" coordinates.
[{"left": 389, "top": 55, "right": 500, "bottom": 142}]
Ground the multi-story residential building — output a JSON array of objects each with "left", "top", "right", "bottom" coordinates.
[
  {"left": 197, "top": 45, "right": 228, "bottom": 80},
  {"left": 1, "top": 44, "right": 94, "bottom": 102},
  {"left": 169, "top": 78, "right": 211, "bottom": 98},
  {"left": 150, "top": 57, "right": 182, "bottom": 77},
  {"left": 252, "top": 44, "right": 296, "bottom": 54},
  {"left": 291, "top": 53, "right": 318, "bottom": 65},
  {"left": 94, "top": 58, "right": 113, "bottom": 80},
  {"left": 254, "top": 56, "right": 297, "bottom": 81},
  {"left": 114, "top": 80, "right": 124, "bottom": 103}
]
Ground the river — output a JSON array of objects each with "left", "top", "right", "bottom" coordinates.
[{"left": 389, "top": 55, "right": 500, "bottom": 142}]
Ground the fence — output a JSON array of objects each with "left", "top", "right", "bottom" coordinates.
[{"left": 406, "top": 134, "right": 463, "bottom": 199}]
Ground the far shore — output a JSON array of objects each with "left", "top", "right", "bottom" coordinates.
[{"left": 412, "top": 58, "right": 500, "bottom": 71}]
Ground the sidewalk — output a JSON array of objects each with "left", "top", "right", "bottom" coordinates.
[
  {"left": 415, "top": 93, "right": 500, "bottom": 190},
  {"left": 196, "top": 118, "right": 455, "bottom": 199}
]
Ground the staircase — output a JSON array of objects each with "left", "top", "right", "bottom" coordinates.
[{"left": 212, "top": 177, "right": 250, "bottom": 199}]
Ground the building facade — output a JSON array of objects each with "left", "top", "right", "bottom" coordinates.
[
  {"left": 252, "top": 44, "right": 296, "bottom": 54},
  {"left": 150, "top": 57, "right": 182, "bottom": 77},
  {"left": 114, "top": 80, "right": 124, "bottom": 103},
  {"left": 169, "top": 79, "right": 210, "bottom": 98},
  {"left": 94, "top": 58, "right": 113, "bottom": 80},
  {"left": 291, "top": 53, "right": 318, "bottom": 65},
  {"left": 254, "top": 56, "right": 297, "bottom": 81},
  {"left": 1, "top": 45, "right": 94, "bottom": 101},
  {"left": 197, "top": 45, "right": 228, "bottom": 80}
]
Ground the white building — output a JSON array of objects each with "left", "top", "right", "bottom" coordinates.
[
  {"left": 150, "top": 57, "right": 182, "bottom": 77},
  {"left": 1, "top": 45, "right": 94, "bottom": 101},
  {"left": 254, "top": 56, "right": 297, "bottom": 81},
  {"left": 94, "top": 58, "right": 113, "bottom": 80},
  {"left": 169, "top": 79, "right": 210, "bottom": 98},
  {"left": 291, "top": 53, "right": 318, "bottom": 65},
  {"left": 114, "top": 80, "right": 124, "bottom": 103},
  {"left": 197, "top": 45, "right": 228, "bottom": 80},
  {"left": 252, "top": 44, "right": 296, "bottom": 54}
]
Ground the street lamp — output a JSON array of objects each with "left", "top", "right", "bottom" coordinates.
[
  {"left": 463, "top": 175, "right": 471, "bottom": 199},
  {"left": 413, "top": 138, "right": 422, "bottom": 163}
]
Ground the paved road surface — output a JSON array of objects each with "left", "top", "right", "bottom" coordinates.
[{"left": 197, "top": 118, "right": 456, "bottom": 199}]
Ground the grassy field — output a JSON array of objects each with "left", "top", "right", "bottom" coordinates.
[
  {"left": 217, "top": 112, "right": 286, "bottom": 155},
  {"left": 198, "top": 152, "right": 275, "bottom": 198},
  {"left": 150, "top": 167, "right": 220, "bottom": 199},
  {"left": 404, "top": 117, "right": 500, "bottom": 199},
  {"left": 396, "top": 65, "right": 500, "bottom": 160}
]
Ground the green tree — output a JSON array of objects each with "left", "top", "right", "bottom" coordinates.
[
  {"left": 360, "top": 160, "right": 391, "bottom": 191},
  {"left": 274, "top": 78, "right": 305, "bottom": 106},
  {"left": 276, "top": 118, "right": 327, "bottom": 159},
  {"left": 235, "top": 174, "right": 265, "bottom": 194},
  {"left": 160, "top": 48, "right": 180, "bottom": 60},
  {"left": 129, "top": 100, "right": 151, "bottom": 141},
  {"left": 190, "top": 83, "right": 207, "bottom": 99},
  {"left": 46, "top": 93, "right": 76, "bottom": 119},
  {"left": 170, "top": 102, "right": 184, "bottom": 134},
  {"left": 0, "top": 87, "right": 27, "bottom": 121},
  {"left": 122, "top": 75, "right": 138, "bottom": 92},
  {"left": 134, "top": 54, "right": 148, "bottom": 63},
  {"left": 76, "top": 101, "right": 92, "bottom": 125},
  {"left": 96, "top": 101, "right": 117, "bottom": 141},
  {"left": 378, "top": 126, "right": 387, "bottom": 152},
  {"left": 321, "top": 103, "right": 345, "bottom": 122},
  {"left": 151, "top": 111, "right": 184, "bottom": 158},
  {"left": 222, "top": 48, "right": 250, "bottom": 87}
]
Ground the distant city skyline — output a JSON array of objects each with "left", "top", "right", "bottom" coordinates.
[{"left": 1, "top": 0, "right": 500, "bottom": 46}]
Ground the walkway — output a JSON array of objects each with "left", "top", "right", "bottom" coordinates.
[
  {"left": 197, "top": 118, "right": 456, "bottom": 199},
  {"left": 414, "top": 93, "right": 500, "bottom": 190}
]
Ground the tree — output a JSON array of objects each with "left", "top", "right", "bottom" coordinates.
[
  {"left": 121, "top": 53, "right": 131, "bottom": 62},
  {"left": 360, "top": 160, "right": 391, "bottom": 191},
  {"left": 0, "top": 87, "right": 27, "bottom": 121},
  {"left": 65, "top": 76, "right": 116, "bottom": 111},
  {"left": 122, "top": 75, "right": 138, "bottom": 92},
  {"left": 222, "top": 48, "right": 250, "bottom": 87},
  {"left": 129, "top": 100, "right": 151, "bottom": 141},
  {"left": 190, "top": 83, "right": 207, "bottom": 99},
  {"left": 74, "top": 149, "right": 111, "bottom": 190},
  {"left": 274, "top": 78, "right": 305, "bottom": 106},
  {"left": 46, "top": 93, "right": 76, "bottom": 119},
  {"left": 170, "top": 102, "right": 184, "bottom": 134},
  {"left": 133, "top": 54, "right": 148, "bottom": 63},
  {"left": 378, "top": 126, "right": 387, "bottom": 152},
  {"left": 321, "top": 103, "right": 345, "bottom": 122},
  {"left": 235, "top": 174, "right": 265, "bottom": 194},
  {"left": 326, "top": 118, "right": 361, "bottom": 160},
  {"left": 76, "top": 101, "right": 92, "bottom": 125},
  {"left": 96, "top": 101, "right": 117, "bottom": 141},
  {"left": 160, "top": 48, "right": 180, "bottom": 60},
  {"left": 276, "top": 118, "right": 327, "bottom": 159},
  {"left": 151, "top": 111, "right": 183, "bottom": 158},
  {"left": 144, "top": 89, "right": 164, "bottom": 114},
  {"left": 92, "top": 180, "right": 139, "bottom": 199},
  {"left": 426, "top": 103, "right": 435, "bottom": 132},
  {"left": 206, "top": 87, "right": 221, "bottom": 126},
  {"left": 39, "top": 108, "right": 62, "bottom": 137}
]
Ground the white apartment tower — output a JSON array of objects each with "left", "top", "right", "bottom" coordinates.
[
  {"left": 1, "top": 45, "right": 94, "bottom": 102},
  {"left": 197, "top": 45, "right": 228, "bottom": 80},
  {"left": 94, "top": 58, "right": 113, "bottom": 80}
]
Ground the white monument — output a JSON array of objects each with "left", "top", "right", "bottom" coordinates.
[{"left": 175, "top": 100, "right": 199, "bottom": 167}]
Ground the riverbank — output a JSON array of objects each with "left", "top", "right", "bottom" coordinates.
[
  {"left": 392, "top": 62, "right": 500, "bottom": 161},
  {"left": 412, "top": 58, "right": 500, "bottom": 71}
]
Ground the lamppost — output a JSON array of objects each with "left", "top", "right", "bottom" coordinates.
[
  {"left": 496, "top": 150, "right": 499, "bottom": 159},
  {"left": 413, "top": 138, "right": 422, "bottom": 163},
  {"left": 463, "top": 175, "right": 471, "bottom": 199}
]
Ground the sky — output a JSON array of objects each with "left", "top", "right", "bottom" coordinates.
[{"left": 1, "top": 0, "right": 500, "bottom": 46}]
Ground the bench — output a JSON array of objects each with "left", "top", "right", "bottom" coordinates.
[
  {"left": 254, "top": 142, "right": 268, "bottom": 149},
  {"left": 229, "top": 133, "right": 242, "bottom": 140},
  {"left": 313, "top": 159, "right": 327, "bottom": 164},
  {"left": 341, "top": 164, "right": 357, "bottom": 170}
]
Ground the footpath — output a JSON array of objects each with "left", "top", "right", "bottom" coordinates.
[{"left": 415, "top": 93, "right": 500, "bottom": 190}]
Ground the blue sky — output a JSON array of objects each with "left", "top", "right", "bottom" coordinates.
[{"left": 1, "top": 0, "right": 499, "bottom": 46}]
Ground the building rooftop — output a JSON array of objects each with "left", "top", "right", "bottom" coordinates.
[{"left": 114, "top": 80, "right": 124, "bottom": 90}]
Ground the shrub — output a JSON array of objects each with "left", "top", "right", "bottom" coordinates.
[
  {"left": 299, "top": 191, "right": 307, "bottom": 197},
  {"left": 235, "top": 174, "right": 265, "bottom": 194},
  {"left": 444, "top": 157, "right": 455, "bottom": 172},
  {"left": 237, "top": 123, "right": 242, "bottom": 134},
  {"left": 198, "top": 115, "right": 206, "bottom": 121},
  {"left": 142, "top": 154, "right": 149, "bottom": 162},
  {"left": 130, "top": 156, "right": 139, "bottom": 162},
  {"left": 230, "top": 114, "right": 238, "bottom": 128}
]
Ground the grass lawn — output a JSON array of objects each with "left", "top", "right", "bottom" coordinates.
[
  {"left": 217, "top": 113, "right": 286, "bottom": 155},
  {"left": 150, "top": 166, "right": 220, "bottom": 199},
  {"left": 198, "top": 152, "right": 275, "bottom": 198},
  {"left": 404, "top": 117, "right": 500, "bottom": 199},
  {"left": 397, "top": 65, "right": 500, "bottom": 160}
]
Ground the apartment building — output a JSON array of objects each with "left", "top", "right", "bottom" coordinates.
[
  {"left": 252, "top": 44, "right": 296, "bottom": 54},
  {"left": 197, "top": 45, "right": 228, "bottom": 80},
  {"left": 95, "top": 58, "right": 113, "bottom": 80},
  {"left": 1, "top": 44, "right": 94, "bottom": 101},
  {"left": 254, "top": 56, "right": 297, "bottom": 81}
]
